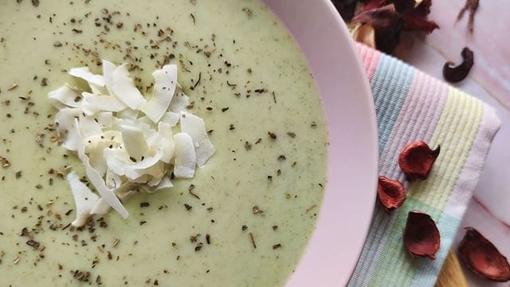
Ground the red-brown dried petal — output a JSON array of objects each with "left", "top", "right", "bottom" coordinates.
[
  {"left": 391, "top": 0, "right": 416, "bottom": 12},
  {"left": 377, "top": 176, "right": 406, "bottom": 212},
  {"left": 402, "top": 13, "right": 439, "bottom": 33},
  {"left": 399, "top": 140, "right": 440, "bottom": 181},
  {"left": 443, "top": 47, "right": 474, "bottom": 83},
  {"left": 403, "top": 211, "right": 440, "bottom": 259},
  {"left": 359, "top": 0, "right": 389, "bottom": 13},
  {"left": 352, "top": 4, "right": 404, "bottom": 54},
  {"left": 398, "top": 0, "right": 439, "bottom": 33},
  {"left": 331, "top": 0, "right": 360, "bottom": 22},
  {"left": 409, "top": 0, "right": 433, "bottom": 16},
  {"left": 458, "top": 228, "right": 510, "bottom": 282}
]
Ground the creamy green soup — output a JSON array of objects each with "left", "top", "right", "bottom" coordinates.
[{"left": 0, "top": 0, "right": 327, "bottom": 286}]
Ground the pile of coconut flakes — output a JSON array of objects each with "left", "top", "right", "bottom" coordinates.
[{"left": 48, "top": 60, "right": 214, "bottom": 227}]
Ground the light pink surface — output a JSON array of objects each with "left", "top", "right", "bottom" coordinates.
[
  {"left": 427, "top": 0, "right": 510, "bottom": 109},
  {"left": 261, "top": 0, "right": 379, "bottom": 286},
  {"left": 405, "top": 31, "right": 510, "bottom": 286}
]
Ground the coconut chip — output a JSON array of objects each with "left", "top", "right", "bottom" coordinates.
[
  {"left": 82, "top": 92, "right": 126, "bottom": 113},
  {"left": 66, "top": 172, "right": 100, "bottom": 227},
  {"left": 142, "top": 64, "right": 178, "bottom": 123},
  {"left": 160, "top": 112, "right": 180, "bottom": 127},
  {"left": 180, "top": 111, "right": 215, "bottom": 167},
  {"left": 48, "top": 85, "right": 82, "bottom": 108},
  {"left": 111, "top": 64, "right": 146, "bottom": 110},
  {"left": 68, "top": 67, "right": 106, "bottom": 87},
  {"left": 169, "top": 90, "right": 190, "bottom": 113},
  {"left": 173, "top": 133, "right": 197, "bottom": 178}
]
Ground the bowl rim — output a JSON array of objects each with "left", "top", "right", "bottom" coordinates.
[{"left": 261, "top": 0, "right": 379, "bottom": 286}]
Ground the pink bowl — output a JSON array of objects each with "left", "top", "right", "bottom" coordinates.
[{"left": 260, "top": 1, "right": 379, "bottom": 286}]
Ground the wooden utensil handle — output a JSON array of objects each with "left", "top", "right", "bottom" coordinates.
[{"left": 436, "top": 250, "right": 468, "bottom": 287}]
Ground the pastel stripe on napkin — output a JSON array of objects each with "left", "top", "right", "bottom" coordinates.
[{"left": 348, "top": 44, "right": 501, "bottom": 287}]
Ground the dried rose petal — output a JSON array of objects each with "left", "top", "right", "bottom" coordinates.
[
  {"left": 399, "top": 140, "right": 440, "bottom": 181},
  {"left": 389, "top": 0, "right": 413, "bottom": 12},
  {"left": 332, "top": 0, "right": 360, "bottom": 22},
  {"left": 404, "top": 211, "right": 440, "bottom": 259},
  {"left": 358, "top": 0, "right": 388, "bottom": 13},
  {"left": 352, "top": 4, "right": 403, "bottom": 54},
  {"left": 377, "top": 176, "right": 406, "bottom": 211},
  {"left": 401, "top": 0, "right": 439, "bottom": 33},
  {"left": 458, "top": 228, "right": 510, "bottom": 282},
  {"left": 409, "top": 0, "right": 432, "bottom": 16},
  {"left": 402, "top": 13, "right": 439, "bottom": 33},
  {"left": 351, "top": 23, "right": 376, "bottom": 49},
  {"left": 334, "top": 0, "right": 438, "bottom": 54},
  {"left": 443, "top": 47, "right": 474, "bottom": 83}
]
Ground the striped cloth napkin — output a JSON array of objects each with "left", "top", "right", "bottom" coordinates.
[{"left": 348, "top": 44, "right": 501, "bottom": 286}]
